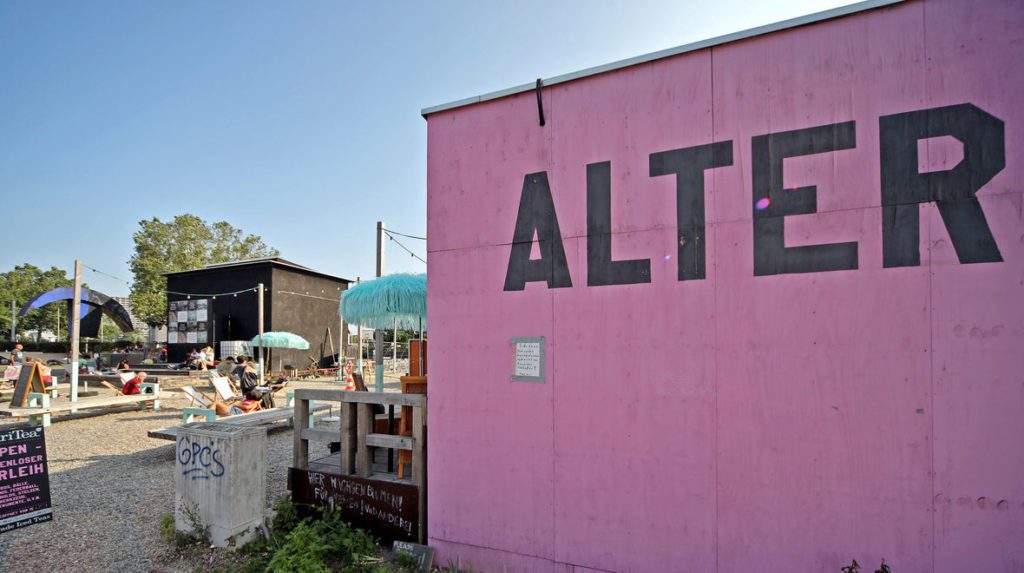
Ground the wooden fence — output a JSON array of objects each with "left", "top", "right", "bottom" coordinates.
[{"left": 291, "top": 388, "right": 426, "bottom": 542}]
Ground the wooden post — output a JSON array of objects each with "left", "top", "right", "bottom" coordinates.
[
  {"left": 257, "top": 283, "right": 264, "bottom": 387},
  {"left": 69, "top": 260, "right": 82, "bottom": 410},
  {"left": 418, "top": 317, "right": 424, "bottom": 376},
  {"left": 293, "top": 396, "right": 309, "bottom": 470},
  {"left": 412, "top": 403, "right": 426, "bottom": 543},
  {"left": 355, "top": 402, "right": 373, "bottom": 477},
  {"left": 340, "top": 402, "right": 356, "bottom": 474},
  {"left": 375, "top": 221, "right": 385, "bottom": 392}
]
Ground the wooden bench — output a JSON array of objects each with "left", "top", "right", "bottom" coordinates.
[
  {"left": 147, "top": 393, "right": 330, "bottom": 441},
  {"left": 0, "top": 383, "right": 161, "bottom": 427}
]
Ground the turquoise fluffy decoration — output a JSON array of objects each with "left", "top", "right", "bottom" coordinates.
[
  {"left": 339, "top": 273, "right": 426, "bottom": 330},
  {"left": 250, "top": 332, "right": 310, "bottom": 349}
]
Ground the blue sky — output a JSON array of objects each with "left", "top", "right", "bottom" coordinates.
[{"left": 0, "top": 0, "right": 858, "bottom": 296}]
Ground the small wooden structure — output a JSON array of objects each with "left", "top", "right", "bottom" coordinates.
[{"left": 291, "top": 388, "right": 427, "bottom": 543}]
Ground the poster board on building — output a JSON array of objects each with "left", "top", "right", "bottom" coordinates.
[{"left": 168, "top": 299, "right": 211, "bottom": 345}]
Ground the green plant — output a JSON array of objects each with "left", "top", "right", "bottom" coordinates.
[
  {"left": 221, "top": 497, "right": 410, "bottom": 573},
  {"left": 270, "top": 496, "right": 301, "bottom": 538},
  {"left": 394, "top": 551, "right": 419, "bottom": 571},
  {"left": 181, "top": 500, "right": 210, "bottom": 545},
  {"left": 159, "top": 514, "right": 176, "bottom": 544},
  {"left": 265, "top": 521, "right": 332, "bottom": 573},
  {"left": 158, "top": 511, "right": 207, "bottom": 549}
]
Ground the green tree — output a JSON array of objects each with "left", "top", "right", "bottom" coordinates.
[
  {"left": 128, "top": 215, "right": 279, "bottom": 327},
  {"left": 0, "top": 264, "right": 74, "bottom": 341}
]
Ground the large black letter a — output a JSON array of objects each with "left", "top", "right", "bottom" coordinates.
[{"left": 504, "top": 172, "right": 573, "bottom": 291}]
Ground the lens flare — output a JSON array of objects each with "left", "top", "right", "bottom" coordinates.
[{"left": 755, "top": 197, "right": 771, "bottom": 211}]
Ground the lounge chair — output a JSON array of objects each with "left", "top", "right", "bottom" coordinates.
[
  {"left": 209, "top": 376, "right": 263, "bottom": 414},
  {"left": 181, "top": 385, "right": 215, "bottom": 409},
  {"left": 210, "top": 376, "right": 241, "bottom": 402}
]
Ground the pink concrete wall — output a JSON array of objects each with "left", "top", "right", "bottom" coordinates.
[{"left": 425, "top": 1, "right": 1024, "bottom": 571}]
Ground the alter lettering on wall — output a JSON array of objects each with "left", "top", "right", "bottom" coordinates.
[{"left": 503, "top": 103, "right": 1006, "bottom": 290}]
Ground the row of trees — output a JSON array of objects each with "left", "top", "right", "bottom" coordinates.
[{"left": 1, "top": 215, "right": 278, "bottom": 340}]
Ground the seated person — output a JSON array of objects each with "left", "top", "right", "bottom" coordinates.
[
  {"left": 234, "top": 356, "right": 277, "bottom": 409},
  {"left": 121, "top": 371, "right": 148, "bottom": 395},
  {"left": 116, "top": 359, "right": 131, "bottom": 371},
  {"left": 215, "top": 355, "right": 235, "bottom": 378},
  {"left": 196, "top": 346, "right": 215, "bottom": 371}
]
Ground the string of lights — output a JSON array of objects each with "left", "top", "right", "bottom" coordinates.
[
  {"left": 383, "top": 230, "right": 427, "bottom": 264},
  {"left": 82, "top": 263, "right": 264, "bottom": 298},
  {"left": 383, "top": 228, "right": 425, "bottom": 241},
  {"left": 276, "top": 290, "right": 340, "bottom": 303}
]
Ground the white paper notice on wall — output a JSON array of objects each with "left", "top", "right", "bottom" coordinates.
[{"left": 511, "top": 337, "right": 545, "bottom": 383}]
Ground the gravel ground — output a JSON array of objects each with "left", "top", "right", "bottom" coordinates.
[{"left": 0, "top": 374, "right": 388, "bottom": 573}]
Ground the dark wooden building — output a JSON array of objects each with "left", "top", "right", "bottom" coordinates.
[{"left": 164, "top": 258, "right": 350, "bottom": 366}]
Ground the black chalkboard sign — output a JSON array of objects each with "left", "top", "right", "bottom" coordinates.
[
  {"left": 0, "top": 424, "right": 52, "bottom": 533},
  {"left": 10, "top": 363, "right": 46, "bottom": 407},
  {"left": 290, "top": 468, "right": 419, "bottom": 543},
  {"left": 392, "top": 540, "right": 434, "bottom": 572}
]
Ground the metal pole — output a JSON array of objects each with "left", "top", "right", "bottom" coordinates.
[
  {"left": 355, "top": 277, "right": 362, "bottom": 372},
  {"left": 70, "top": 260, "right": 82, "bottom": 405},
  {"left": 257, "top": 283, "right": 265, "bottom": 387},
  {"left": 375, "top": 221, "right": 385, "bottom": 392},
  {"left": 9, "top": 301, "right": 14, "bottom": 341},
  {"left": 392, "top": 317, "right": 397, "bottom": 372},
  {"left": 339, "top": 314, "right": 345, "bottom": 363}
]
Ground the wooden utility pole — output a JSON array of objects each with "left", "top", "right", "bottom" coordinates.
[
  {"left": 9, "top": 301, "right": 14, "bottom": 341},
  {"left": 375, "top": 221, "right": 385, "bottom": 391},
  {"left": 257, "top": 283, "right": 265, "bottom": 387},
  {"left": 70, "top": 260, "right": 82, "bottom": 407}
]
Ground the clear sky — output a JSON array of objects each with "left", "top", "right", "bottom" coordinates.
[{"left": 0, "top": 0, "right": 859, "bottom": 296}]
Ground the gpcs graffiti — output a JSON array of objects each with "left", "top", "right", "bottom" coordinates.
[{"left": 178, "top": 438, "right": 225, "bottom": 480}]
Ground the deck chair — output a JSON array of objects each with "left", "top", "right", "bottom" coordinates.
[
  {"left": 181, "top": 385, "right": 215, "bottom": 409},
  {"left": 210, "top": 376, "right": 262, "bottom": 414},
  {"left": 210, "top": 376, "right": 241, "bottom": 402}
]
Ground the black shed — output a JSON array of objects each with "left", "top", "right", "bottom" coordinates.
[{"left": 164, "top": 258, "right": 350, "bottom": 367}]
